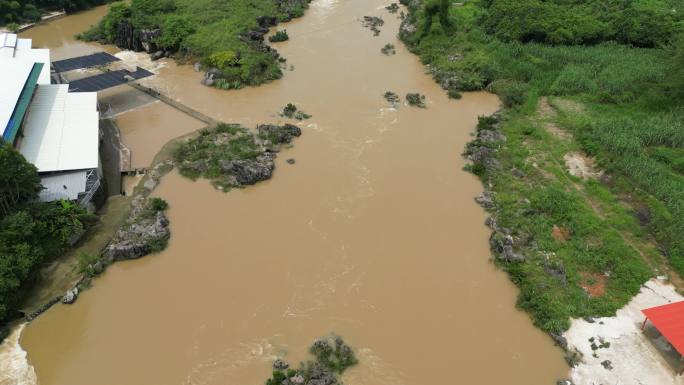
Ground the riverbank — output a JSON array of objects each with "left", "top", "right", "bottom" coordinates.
[
  {"left": 399, "top": 0, "right": 684, "bottom": 380},
  {"left": 0, "top": 11, "right": 66, "bottom": 34}
]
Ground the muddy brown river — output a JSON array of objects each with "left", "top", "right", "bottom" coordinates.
[{"left": 4, "top": 1, "right": 568, "bottom": 384}]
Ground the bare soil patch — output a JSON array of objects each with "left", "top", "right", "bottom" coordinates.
[
  {"left": 564, "top": 151, "right": 603, "bottom": 180},
  {"left": 537, "top": 97, "right": 573, "bottom": 140},
  {"left": 580, "top": 272, "right": 607, "bottom": 297}
]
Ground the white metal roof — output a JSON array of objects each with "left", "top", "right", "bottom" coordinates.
[
  {"left": 0, "top": 59, "right": 33, "bottom": 138},
  {"left": 39, "top": 170, "right": 89, "bottom": 201},
  {"left": 0, "top": 33, "right": 51, "bottom": 136},
  {"left": 19, "top": 84, "right": 99, "bottom": 173},
  {"left": 0, "top": 33, "right": 50, "bottom": 84}
]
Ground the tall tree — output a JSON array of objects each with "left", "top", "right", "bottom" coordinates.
[
  {"left": 0, "top": 142, "right": 42, "bottom": 217},
  {"left": 422, "top": 0, "right": 452, "bottom": 37}
]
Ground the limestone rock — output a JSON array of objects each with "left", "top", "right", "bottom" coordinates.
[
  {"left": 257, "top": 123, "right": 302, "bottom": 144},
  {"left": 62, "top": 288, "right": 79, "bottom": 304},
  {"left": 475, "top": 191, "right": 495, "bottom": 208},
  {"left": 274, "top": 359, "right": 289, "bottom": 370}
]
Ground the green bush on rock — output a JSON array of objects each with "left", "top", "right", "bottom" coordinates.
[
  {"left": 269, "top": 30, "right": 289, "bottom": 42},
  {"left": 265, "top": 336, "right": 358, "bottom": 385}
]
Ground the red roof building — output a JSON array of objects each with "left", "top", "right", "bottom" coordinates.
[{"left": 642, "top": 301, "right": 684, "bottom": 375}]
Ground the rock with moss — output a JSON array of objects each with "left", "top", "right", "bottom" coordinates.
[
  {"left": 102, "top": 197, "right": 171, "bottom": 262},
  {"left": 405, "top": 92, "right": 426, "bottom": 107},
  {"left": 258, "top": 123, "right": 302, "bottom": 144},
  {"left": 281, "top": 103, "right": 311, "bottom": 120},
  {"left": 174, "top": 123, "right": 301, "bottom": 190},
  {"left": 383, "top": 91, "right": 400, "bottom": 105},
  {"left": 381, "top": 43, "right": 396, "bottom": 55},
  {"left": 265, "top": 336, "right": 357, "bottom": 385},
  {"left": 269, "top": 30, "right": 290, "bottom": 42},
  {"left": 386, "top": 3, "right": 400, "bottom": 13},
  {"left": 219, "top": 153, "right": 276, "bottom": 185},
  {"left": 362, "top": 16, "right": 384, "bottom": 36}
]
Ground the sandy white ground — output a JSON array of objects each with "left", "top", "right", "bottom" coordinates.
[{"left": 566, "top": 278, "right": 684, "bottom": 385}]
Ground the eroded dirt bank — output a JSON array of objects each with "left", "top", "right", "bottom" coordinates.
[{"left": 13, "top": 1, "right": 567, "bottom": 384}]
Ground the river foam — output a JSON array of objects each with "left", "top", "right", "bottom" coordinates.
[{"left": 0, "top": 324, "right": 37, "bottom": 385}]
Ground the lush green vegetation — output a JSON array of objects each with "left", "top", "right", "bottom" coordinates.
[
  {"left": 0, "top": 0, "right": 111, "bottom": 26},
  {"left": 81, "top": 0, "right": 310, "bottom": 88},
  {"left": 281, "top": 103, "right": 311, "bottom": 120},
  {"left": 400, "top": 0, "right": 684, "bottom": 332},
  {"left": 269, "top": 29, "right": 289, "bottom": 43},
  {"left": 481, "top": 0, "right": 684, "bottom": 47},
  {"left": 0, "top": 143, "right": 93, "bottom": 322},
  {"left": 174, "top": 124, "right": 262, "bottom": 182}
]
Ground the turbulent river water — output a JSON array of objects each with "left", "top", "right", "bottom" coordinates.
[{"left": 4, "top": 1, "right": 569, "bottom": 384}]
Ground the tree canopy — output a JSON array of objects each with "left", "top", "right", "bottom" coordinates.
[
  {"left": 0, "top": 144, "right": 92, "bottom": 322},
  {"left": 0, "top": 0, "right": 112, "bottom": 25}
]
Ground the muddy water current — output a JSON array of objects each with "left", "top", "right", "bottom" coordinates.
[{"left": 7, "top": 1, "right": 568, "bottom": 384}]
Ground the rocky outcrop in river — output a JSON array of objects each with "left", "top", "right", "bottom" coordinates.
[
  {"left": 175, "top": 123, "right": 301, "bottom": 190},
  {"left": 266, "top": 336, "right": 357, "bottom": 385},
  {"left": 101, "top": 196, "right": 170, "bottom": 263}
]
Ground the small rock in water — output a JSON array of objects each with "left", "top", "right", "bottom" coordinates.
[
  {"left": 385, "top": 3, "right": 399, "bottom": 13},
  {"left": 383, "top": 91, "right": 400, "bottom": 105},
  {"left": 361, "top": 16, "right": 384, "bottom": 36},
  {"left": 62, "top": 288, "right": 79, "bottom": 304},
  {"left": 273, "top": 359, "right": 289, "bottom": 370},
  {"left": 557, "top": 380, "right": 575, "bottom": 385},
  {"left": 406, "top": 93, "right": 426, "bottom": 108},
  {"left": 287, "top": 158, "right": 296, "bottom": 165},
  {"left": 601, "top": 360, "right": 613, "bottom": 370}
]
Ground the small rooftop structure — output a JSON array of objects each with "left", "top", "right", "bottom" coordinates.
[{"left": 642, "top": 300, "right": 684, "bottom": 375}]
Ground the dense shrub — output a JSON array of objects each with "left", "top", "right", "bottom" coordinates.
[
  {"left": 0, "top": 144, "right": 93, "bottom": 322},
  {"left": 0, "top": 0, "right": 113, "bottom": 26},
  {"left": 482, "top": 0, "right": 682, "bottom": 47},
  {"left": 269, "top": 30, "right": 289, "bottom": 42}
]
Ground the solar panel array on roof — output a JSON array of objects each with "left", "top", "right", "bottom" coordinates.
[
  {"left": 67, "top": 67, "right": 155, "bottom": 92},
  {"left": 51, "top": 52, "right": 121, "bottom": 73}
]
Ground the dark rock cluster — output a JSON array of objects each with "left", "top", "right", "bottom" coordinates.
[
  {"left": 386, "top": 3, "right": 400, "bottom": 13},
  {"left": 266, "top": 336, "right": 358, "bottom": 385},
  {"left": 489, "top": 227, "right": 526, "bottom": 263},
  {"left": 405, "top": 92, "right": 426, "bottom": 107},
  {"left": 102, "top": 196, "right": 170, "bottom": 262},
  {"left": 464, "top": 114, "right": 505, "bottom": 173},
  {"left": 383, "top": 91, "right": 400, "bottom": 105},
  {"left": 175, "top": 123, "right": 301, "bottom": 191},
  {"left": 361, "top": 16, "right": 384, "bottom": 36},
  {"left": 258, "top": 123, "right": 302, "bottom": 144},
  {"left": 220, "top": 153, "right": 276, "bottom": 185}
]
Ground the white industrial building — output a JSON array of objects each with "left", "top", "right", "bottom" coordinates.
[{"left": 0, "top": 33, "right": 101, "bottom": 204}]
